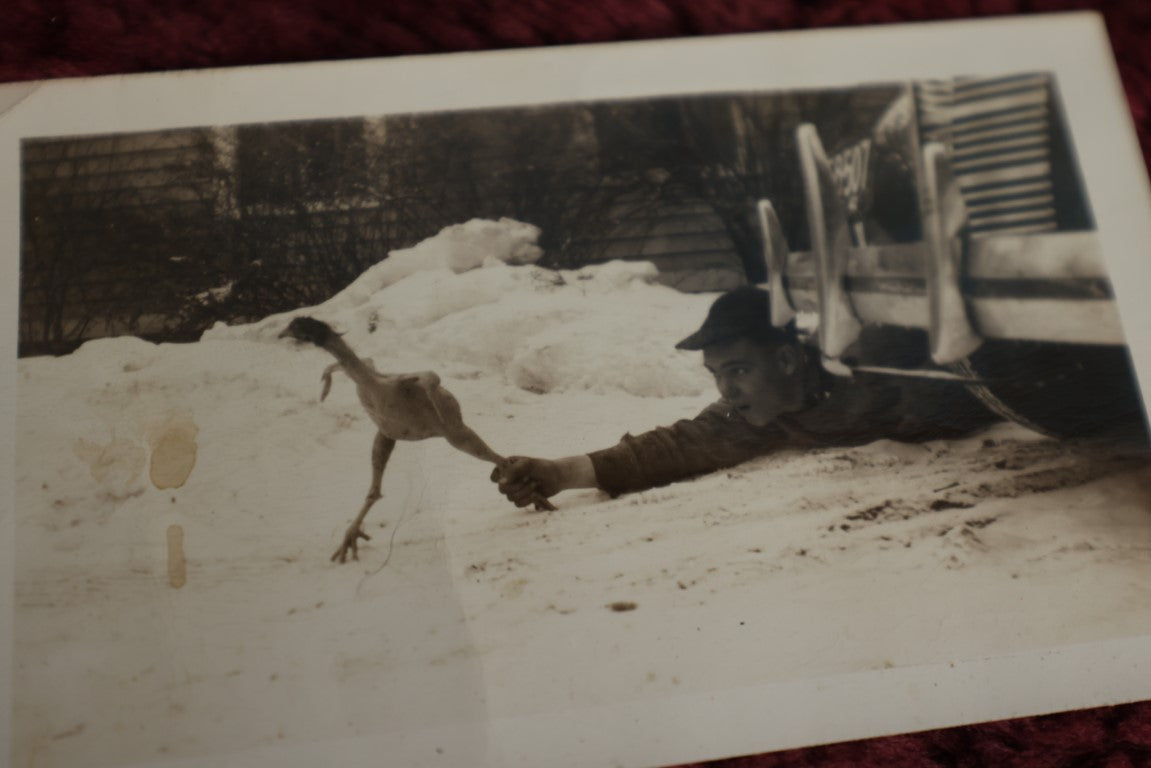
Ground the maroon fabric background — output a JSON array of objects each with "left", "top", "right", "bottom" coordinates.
[{"left": 4, "top": 1, "right": 1151, "bottom": 766}]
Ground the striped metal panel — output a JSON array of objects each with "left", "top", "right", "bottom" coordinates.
[{"left": 916, "top": 73, "right": 1057, "bottom": 237}]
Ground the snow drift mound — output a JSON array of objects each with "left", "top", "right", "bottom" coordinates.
[
  {"left": 311, "top": 216, "right": 545, "bottom": 316},
  {"left": 206, "top": 218, "right": 717, "bottom": 398}
]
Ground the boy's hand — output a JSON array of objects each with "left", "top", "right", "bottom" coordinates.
[{"left": 492, "top": 456, "right": 564, "bottom": 507}]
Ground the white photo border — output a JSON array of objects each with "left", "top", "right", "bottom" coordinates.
[{"left": 3, "top": 11, "right": 1151, "bottom": 767}]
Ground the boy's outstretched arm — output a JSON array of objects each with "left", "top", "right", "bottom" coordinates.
[{"left": 492, "top": 455, "right": 597, "bottom": 507}]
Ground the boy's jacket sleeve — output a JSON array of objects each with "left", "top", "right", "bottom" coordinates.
[{"left": 587, "top": 403, "right": 791, "bottom": 497}]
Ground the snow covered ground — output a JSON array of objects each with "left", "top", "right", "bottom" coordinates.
[{"left": 12, "top": 219, "right": 1151, "bottom": 768}]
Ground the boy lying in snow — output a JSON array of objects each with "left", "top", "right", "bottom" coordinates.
[{"left": 492, "top": 286, "right": 998, "bottom": 503}]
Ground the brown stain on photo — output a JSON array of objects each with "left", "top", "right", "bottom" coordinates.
[
  {"left": 167, "top": 524, "right": 187, "bottom": 588},
  {"left": 72, "top": 435, "right": 146, "bottom": 484},
  {"left": 500, "top": 577, "right": 529, "bottom": 599},
  {"left": 149, "top": 412, "right": 199, "bottom": 489}
]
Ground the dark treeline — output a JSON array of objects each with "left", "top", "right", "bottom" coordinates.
[{"left": 20, "top": 85, "right": 901, "bottom": 356}]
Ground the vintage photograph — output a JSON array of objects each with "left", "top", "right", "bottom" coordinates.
[{"left": 7, "top": 20, "right": 1151, "bottom": 768}]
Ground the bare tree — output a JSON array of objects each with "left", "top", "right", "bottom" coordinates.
[{"left": 21, "top": 129, "right": 231, "bottom": 354}]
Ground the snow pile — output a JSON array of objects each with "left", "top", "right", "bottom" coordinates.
[
  {"left": 316, "top": 216, "right": 544, "bottom": 315},
  {"left": 403, "top": 216, "right": 545, "bottom": 272},
  {"left": 205, "top": 218, "right": 716, "bottom": 398}
]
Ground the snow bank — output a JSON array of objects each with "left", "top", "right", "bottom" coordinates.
[
  {"left": 314, "top": 216, "right": 544, "bottom": 315},
  {"left": 204, "top": 218, "right": 717, "bottom": 398}
]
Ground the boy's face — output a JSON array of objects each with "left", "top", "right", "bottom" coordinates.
[{"left": 702, "top": 336, "right": 799, "bottom": 426}]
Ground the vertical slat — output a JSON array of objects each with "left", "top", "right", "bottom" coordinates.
[
  {"left": 797, "top": 123, "right": 861, "bottom": 359},
  {"left": 756, "top": 199, "right": 796, "bottom": 328},
  {"left": 921, "top": 142, "right": 982, "bottom": 363}
]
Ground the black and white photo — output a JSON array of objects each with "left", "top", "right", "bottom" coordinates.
[{"left": 4, "top": 14, "right": 1151, "bottom": 768}]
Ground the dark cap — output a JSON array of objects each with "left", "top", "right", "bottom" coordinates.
[{"left": 675, "top": 286, "right": 794, "bottom": 350}]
